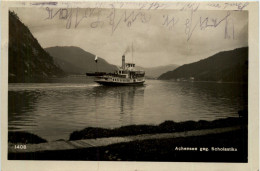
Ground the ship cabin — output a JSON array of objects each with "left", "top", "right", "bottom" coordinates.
[
  {"left": 117, "top": 62, "right": 145, "bottom": 79},
  {"left": 94, "top": 54, "right": 145, "bottom": 85},
  {"left": 126, "top": 63, "right": 135, "bottom": 68}
]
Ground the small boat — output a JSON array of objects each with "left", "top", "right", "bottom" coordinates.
[{"left": 94, "top": 55, "right": 145, "bottom": 86}]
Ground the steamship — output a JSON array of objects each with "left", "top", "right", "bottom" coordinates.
[{"left": 94, "top": 55, "right": 145, "bottom": 86}]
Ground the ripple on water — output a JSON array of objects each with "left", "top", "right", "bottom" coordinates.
[{"left": 8, "top": 80, "right": 247, "bottom": 141}]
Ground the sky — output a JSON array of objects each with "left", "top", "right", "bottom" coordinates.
[{"left": 11, "top": 6, "right": 248, "bottom": 67}]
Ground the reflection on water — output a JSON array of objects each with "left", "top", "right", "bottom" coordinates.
[
  {"left": 92, "top": 86, "right": 144, "bottom": 124},
  {"left": 8, "top": 77, "right": 247, "bottom": 141}
]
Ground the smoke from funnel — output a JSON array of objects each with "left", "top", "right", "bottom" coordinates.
[
  {"left": 123, "top": 46, "right": 130, "bottom": 55},
  {"left": 123, "top": 42, "right": 134, "bottom": 63}
]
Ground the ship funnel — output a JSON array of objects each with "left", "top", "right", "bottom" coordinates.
[{"left": 122, "top": 55, "right": 125, "bottom": 69}]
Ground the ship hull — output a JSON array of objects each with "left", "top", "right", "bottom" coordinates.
[{"left": 95, "top": 80, "right": 145, "bottom": 86}]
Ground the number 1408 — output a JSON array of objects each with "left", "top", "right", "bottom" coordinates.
[{"left": 14, "top": 145, "right": 26, "bottom": 149}]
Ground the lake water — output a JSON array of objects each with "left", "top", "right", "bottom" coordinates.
[{"left": 8, "top": 76, "right": 247, "bottom": 141}]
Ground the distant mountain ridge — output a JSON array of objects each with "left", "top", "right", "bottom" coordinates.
[
  {"left": 136, "top": 64, "right": 179, "bottom": 79},
  {"left": 158, "top": 47, "right": 248, "bottom": 83},
  {"left": 46, "top": 46, "right": 179, "bottom": 77},
  {"left": 45, "top": 46, "right": 118, "bottom": 74},
  {"left": 9, "top": 11, "right": 65, "bottom": 83},
  {"left": 145, "top": 64, "right": 179, "bottom": 78}
]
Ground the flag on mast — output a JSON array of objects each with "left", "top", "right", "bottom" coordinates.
[{"left": 95, "top": 55, "right": 98, "bottom": 63}]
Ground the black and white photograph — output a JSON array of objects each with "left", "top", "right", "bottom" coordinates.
[{"left": 1, "top": 1, "right": 259, "bottom": 170}]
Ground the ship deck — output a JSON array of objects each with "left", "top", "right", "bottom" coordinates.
[{"left": 95, "top": 80, "right": 145, "bottom": 86}]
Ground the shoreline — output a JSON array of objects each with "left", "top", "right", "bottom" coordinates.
[
  {"left": 8, "top": 116, "right": 248, "bottom": 161},
  {"left": 158, "top": 79, "right": 248, "bottom": 84},
  {"left": 8, "top": 126, "right": 247, "bottom": 162},
  {"left": 69, "top": 117, "right": 247, "bottom": 141},
  {"left": 8, "top": 116, "right": 247, "bottom": 144}
]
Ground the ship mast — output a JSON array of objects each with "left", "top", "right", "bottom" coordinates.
[{"left": 132, "top": 42, "right": 133, "bottom": 63}]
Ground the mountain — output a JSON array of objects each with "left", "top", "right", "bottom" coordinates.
[
  {"left": 158, "top": 47, "right": 248, "bottom": 83},
  {"left": 135, "top": 64, "right": 179, "bottom": 79},
  {"left": 45, "top": 46, "right": 118, "bottom": 74},
  {"left": 8, "top": 11, "right": 65, "bottom": 83},
  {"left": 145, "top": 64, "right": 179, "bottom": 79}
]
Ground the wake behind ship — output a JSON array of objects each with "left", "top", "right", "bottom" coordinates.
[{"left": 87, "top": 55, "right": 145, "bottom": 86}]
